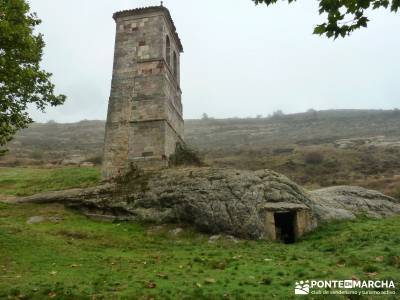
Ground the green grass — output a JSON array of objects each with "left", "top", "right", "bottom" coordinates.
[
  {"left": 0, "top": 167, "right": 100, "bottom": 196},
  {"left": 0, "top": 167, "right": 399, "bottom": 299},
  {"left": 0, "top": 202, "right": 399, "bottom": 299}
]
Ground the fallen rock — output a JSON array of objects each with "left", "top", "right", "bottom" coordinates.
[
  {"left": 146, "top": 225, "right": 165, "bottom": 236},
  {"left": 61, "top": 155, "right": 85, "bottom": 166},
  {"left": 169, "top": 227, "right": 184, "bottom": 236},
  {"left": 48, "top": 216, "right": 64, "bottom": 223},
  {"left": 225, "top": 235, "right": 239, "bottom": 244},
  {"left": 208, "top": 235, "right": 221, "bottom": 243},
  {"left": 334, "top": 136, "right": 400, "bottom": 149},
  {"left": 27, "top": 216, "right": 45, "bottom": 224},
  {"left": 80, "top": 162, "right": 95, "bottom": 168},
  {"left": 208, "top": 234, "right": 239, "bottom": 244},
  {"left": 0, "top": 195, "right": 17, "bottom": 203}
]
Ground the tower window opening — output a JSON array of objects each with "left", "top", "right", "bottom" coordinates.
[
  {"left": 166, "top": 35, "right": 171, "bottom": 66},
  {"left": 173, "top": 51, "right": 178, "bottom": 78}
]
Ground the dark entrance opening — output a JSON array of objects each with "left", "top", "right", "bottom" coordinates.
[{"left": 274, "top": 212, "right": 296, "bottom": 244}]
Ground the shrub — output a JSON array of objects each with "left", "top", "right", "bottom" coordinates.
[
  {"left": 261, "top": 277, "right": 272, "bottom": 285},
  {"left": 30, "top": 149, "right": 44, "bottom": 160},
  {"left": 303, "top": 151, "right": 324, "bottom": 164},
  {"left": 362, "top": 264, "right": 379, "bottom": 273},
  {"left": 272, "top": 110, "right": 285, "bottom": 118},
  {"left": 391, "top": 187, "right": 400, "bottom": 200},
  {"left": 114, "top": 163, "right": 144, "bottom": 185},
  {"left": 86, "top": 154, "right": 103, "bottom": 165},
  {"left": 7, "top": 159, "right": 22, "bottom": 167},
  {"left": 169, "top": 143, "right": 203, "bottom": 167}
]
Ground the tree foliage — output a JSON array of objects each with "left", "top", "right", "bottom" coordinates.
[
  {"left": 252, "top": 0, "right": 400, "bottom": 38},
  {"left": 0, "top": 0, "right": 66, "bottom": 153}
]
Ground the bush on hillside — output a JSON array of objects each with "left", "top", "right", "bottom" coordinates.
[
  {"left": 86, "top": 154, "right": 103, "bottom": 165},
  {"left": 30, "top": 149, "right": 44, "bottom": 160},
  {"left": 169, "top": 143, "right": 203, "bottom": 167},
  {"left": 303, "top": 151, "right": 324, "bottom": 165}
]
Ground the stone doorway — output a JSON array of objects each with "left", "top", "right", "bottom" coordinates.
[
  {"left": 263, "top": 205, "right": 313, "bottom": 242},
  {"left": 274, "top": 212, "right": 296, "bottom": 244}
]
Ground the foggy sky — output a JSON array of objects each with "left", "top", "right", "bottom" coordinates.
[{"left": 26, "top": 0, "right": 400, "bottom": 122}]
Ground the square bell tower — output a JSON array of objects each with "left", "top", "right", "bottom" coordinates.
[{"left": 102, "top": 5, "right": 184, "bottom": 180}]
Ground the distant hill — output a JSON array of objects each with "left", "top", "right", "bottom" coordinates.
[
  {"left": 2, "top": 109, "right": 400, "bottom": 198},
  {"left": 4, "top": 109, "right": 400, "bottom": 158},
  {"left": 185, "top": 109, "right": 400, "bottom": 152}
]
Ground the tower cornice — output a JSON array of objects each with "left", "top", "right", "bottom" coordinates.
[{"left": 113, "top": 6, "right": 183, "bottom": 53}]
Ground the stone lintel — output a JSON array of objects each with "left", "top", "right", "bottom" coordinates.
[{"left": 261, "top": 203, "right": 309, "bottom": 211}]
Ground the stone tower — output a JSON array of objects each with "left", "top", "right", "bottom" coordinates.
[{"left": 102, "top": 5, "right": 184, "bottom": 180}]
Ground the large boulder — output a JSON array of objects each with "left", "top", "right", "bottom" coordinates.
[
  {"left": 309, "top": 186, "right": 400, "bottom": 221},
  {"left": 15, "top": 168, "right": 315, "bottom": 239},
  {"left": 11, "top": 167, "right": 400, "bottom": 239}
]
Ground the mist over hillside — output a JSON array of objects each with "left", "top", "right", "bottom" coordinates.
[
  {"left": 185, "top": 109, "right": 400, "bottom": 151},
  {"left": 2, "top": 108, "right": 400, "bottom": 200},
  {"left": 6, "top": 109, "right": 400, "bottom": 155}
]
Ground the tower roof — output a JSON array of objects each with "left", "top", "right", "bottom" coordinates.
[{"left": 113, "top": 6, "right": 183, "bottom": 52}]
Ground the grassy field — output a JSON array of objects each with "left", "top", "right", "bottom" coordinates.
[
  {"left": 0, "top": 167, "right": 399, "bottom": 299},
  {"left": 0, "top": 202, "right": 399, "bottom": 299},
  {"left": 0, "top": 167, "right": 100, "bottom": 197}
]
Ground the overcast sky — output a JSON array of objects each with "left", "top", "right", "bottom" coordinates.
[{"left": 27, "top": 0, "right": 400, "bottom": 122}]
